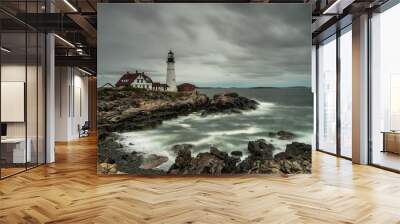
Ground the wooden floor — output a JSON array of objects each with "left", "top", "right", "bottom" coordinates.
[
  {"left": 1, "top": 167, "right": 26, "bottom": 178},
  {"left": 1, "top": 136, "right": 400, "bottom": 224}
]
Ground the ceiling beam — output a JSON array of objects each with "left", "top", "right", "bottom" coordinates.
[
  {"left": 55, "top": 55, "right": 96, "bottom": 73},
  {"left": 67, "top": 13, "right": 97, "bottom": 46}
]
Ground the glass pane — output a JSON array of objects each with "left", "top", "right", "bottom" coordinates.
[
  {"left": 318, "top": 36, "right": 337, "bottom": 154},
  {"left": 371, "top": 4, "right": 400, "bottom": 171},
  {"left": 38, "top": 33, "right": 45, "bottom": 165},
  {"left": 1, "top": 31, "right": 27, "bottom": 177},
  {"left": 27, "top": 31, "right": 38, "bottom": 169},
  {"left": 340, "top": 28, "right": 352, "bottom": 158}
]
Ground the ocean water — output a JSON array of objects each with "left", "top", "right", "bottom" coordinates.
[{"left": 118, "top": 87, "right": 313, "bottom": 170}]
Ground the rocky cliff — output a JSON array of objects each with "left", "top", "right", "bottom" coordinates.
[{"left": 98, "top": 87, "right": 258, "bottom": 133}]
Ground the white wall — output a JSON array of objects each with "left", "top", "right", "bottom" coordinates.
[{"left": 55, "top": 67, "right": 89, "bottom": 141}]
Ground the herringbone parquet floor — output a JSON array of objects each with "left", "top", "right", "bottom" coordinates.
[{"left": 1, "top": 135, "right": 400, "bottom": 224}]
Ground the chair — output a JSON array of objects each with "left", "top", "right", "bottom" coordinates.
[{"left": 79, "top": 121, "right": 90, "bottom": 138}]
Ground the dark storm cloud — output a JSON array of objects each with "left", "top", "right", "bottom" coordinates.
[{"left": 98, "top": 3, "right": 311, "bottom": 87}]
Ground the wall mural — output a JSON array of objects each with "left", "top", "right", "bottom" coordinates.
[{"left": 97, "top": 3, "right": 313, "bottom": 175}]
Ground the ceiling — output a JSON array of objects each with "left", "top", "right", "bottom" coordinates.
[{"left": 0, "top": 0, "right": 391, "bottom": 75}]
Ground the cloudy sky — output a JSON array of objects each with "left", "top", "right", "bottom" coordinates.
[{"left": 98, "top": 4, "right": 311, "bottom": 88}]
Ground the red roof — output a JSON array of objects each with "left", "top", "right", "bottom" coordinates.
[
  {"left": 115, "top": 71, "right": 153, "bottom": 87},
  {"left": 178, "top": 83, "right": 196, "bottom": 92}
]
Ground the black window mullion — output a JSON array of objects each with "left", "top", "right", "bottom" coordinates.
[
  {"left": 316, "top": 44, "right": 320, "bottom": 150},
  {"left": 367, "top": 11, "right": 373, "bottom": 165},
  {"left": 336, "top": 29, "right": 341, "bottom": 157},
  {"left": 36, "top": 0, "right": 39, "bottom": 167},
  {"left": 25, "top": 0, "right": 28, "bottom": 171}
]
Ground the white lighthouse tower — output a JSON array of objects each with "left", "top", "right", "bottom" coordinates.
[{"left": 166, "top": 50, "right": 177, "bottom": 92}]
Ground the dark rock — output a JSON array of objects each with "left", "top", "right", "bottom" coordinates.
[
  {"left": 238, "top": 140, "right": 312, "bottom": 175},
  {"left": 276, "top": 130, "right": 296, "bottom": 140},
  {"left": 189, "top": 152, "right": 225, "bottom": 175},
  {"left": 279, "top": 160, "right": 304, "bottom": 174},
  {"left": 167, "top": 144, "right": 194, "bottom": 174},
  {"left": 274, "top": 152, "right": 288, "bottom": 161},
  {"left": 168, "top": 145, "right": 243, "bottom": 175},
  {"left": 230, "top": 151, "right": 243, "bottom": 158},
  {"left": 272, "top": 142, "right": 312, "bottom": 174},
  {"left": 204, "top": 93, "right": 258, "bottom": 116},
  {"left": 257, "top": 160, "right": 280, "bottom": 174},
  {"left": 210, "top": 146, "right": 228, "bottom": 160},
  {"left": 237, "top": 157, "right": 254, "bottom": 173},
  {"left": 171, "top": 144, "right": 194, "bottom": 155},
  {"left": 285, "top": 142, "right": 311, "bottom": 160},
  {"left": 247, "top": 139, "right": 274, "bottom": 160},
  {"left": 107, "top": 158, "right": 116, "bottom": 164},
  {"left": 210, "top": 146, "right": 240, "bottom": 173},
  {"left": 222, "top": 156, "right": 240, "bottom": 173},
  {"left": 172, "top": 144, "right": 193, "bottom": 169}
]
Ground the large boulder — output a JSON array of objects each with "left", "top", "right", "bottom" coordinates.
[
  {"left": 230, "top": 151, "right": 243, "bottom": 159},
  {"left": 189, "top": 152, "right": 225, "bottom": 175},
  {"left": 274, "top": 142, "right": 311, "bottom": 161},
  {"left": 204, "top": 93, "right": 258, "bottom": 115},
  {"left": 210, "top": 146, "right": 228, "bottom": 160},
  {"left": 168, "top": 144, "right": 194, "bottom": 174},
  {"left": 273, "top": 142, "right": 312, "bottom": 174},
  {"left": 171, "top": 144, "right": 193, "bottom": 169},
  {"left": 247, "top": 139, "right": 274, "bottom": 160},
  {"left": 237, "top": 157, "right": 255, "bottom": 173},
  {"left": 285, "top": 142, "right": 311, "bottom": 160},
  {"left": 168, "top": 145, "right": 241, "bottom": 175},
  {"left": 210, "top": 146, "right": 240, "bottom": 173}
]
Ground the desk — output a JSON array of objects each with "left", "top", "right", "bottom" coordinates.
[
  {"left": 1, "top": 138, "right": 31, "bottom": 163},
  {"left": 382, "top": 131, "right": 400, "bottom": 154}
]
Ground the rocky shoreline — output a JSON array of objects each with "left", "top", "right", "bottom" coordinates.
[
  {"left": 98, "top": 87, "right": 258, "bottom": 133},
  {"left": 98, "top": 133, "right": 311, "bottom": 175},
  {"left": 168, "top": 140, "right": 311, "bottom": 175},
  {"left": 97, "top": 87, "right": 311, "bottom": 175}
]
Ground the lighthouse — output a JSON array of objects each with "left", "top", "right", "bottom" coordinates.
[{"left": 166, "top": 50, "right": 177, "bottom": 92}]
